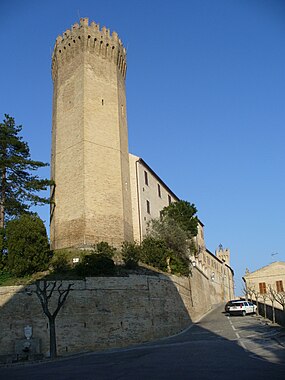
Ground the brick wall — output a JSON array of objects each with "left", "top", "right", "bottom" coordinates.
[{"left": 0, "top": 269, "right": 224, "bottom": 357}]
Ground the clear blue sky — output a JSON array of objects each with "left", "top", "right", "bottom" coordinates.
[{"left": 1, "top": 0, "right": 285, "bottom": 294}]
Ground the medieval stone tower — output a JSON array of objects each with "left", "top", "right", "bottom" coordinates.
[
  {"left": 50, "top": 18, "right": 133, "bottom": 250},
  {"left": 215, "top": 244, "right": 230, "bottom": 266}
]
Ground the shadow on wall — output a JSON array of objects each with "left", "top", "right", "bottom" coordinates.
[
  {"left": 257, "top": 302, "right": 285, "bottom": 327},
  {"left": 1, "top": 306, "right": 285, "bottom": 378},
  {"left": 0, "top": 270, "right": 198, "bottom": 361}
]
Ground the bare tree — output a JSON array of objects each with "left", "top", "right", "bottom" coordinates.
[
  {"left": 35, "top": 280, "right": 73, "bottom": 358},
  {"left": 268, "top": 286, "right": 285, "bottom": 311},
  {"left": 243, "top": 282, "right": 255, "bottom": 302},
  {"left": 267, "top": 285, "right": 276, "bottom": 324},
  {"left": 260, "top": 293, "right": 268, "bottom": 319},
  {"left": 251, "top": 288, "right": 260, "bottom": 316},
  {"left": 242, "top": 285, "right": 249, "bottom": 301}
]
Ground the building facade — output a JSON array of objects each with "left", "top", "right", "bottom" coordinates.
[
  {"left": 129, "top": 154, "right": 180, "bottom": 243},
  {"left": 243, "top": 261, "right": 285, "bottom": 302}
]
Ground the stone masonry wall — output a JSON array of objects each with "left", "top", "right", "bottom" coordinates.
[{"left": 0, "top": 269, "right": 223, "bottom": 357}]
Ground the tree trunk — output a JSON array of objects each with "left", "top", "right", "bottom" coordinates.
[
  {"left": 272, "top": 302, "right": 275, "bottom": 324},
  {"left": 264, "top": 303, "right": 267, "bottom": 319},
  {"left": 0, "top": 167, "right": 6, "bottom": 228},
  {"left": 49, "top": 317, "right": 57, "bottom": 358}
]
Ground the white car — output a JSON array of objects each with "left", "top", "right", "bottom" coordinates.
[{"left": 228, "top": 301, "right": 257, "bottom": 316}]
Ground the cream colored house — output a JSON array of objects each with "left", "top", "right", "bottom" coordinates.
[
  {"left": 129, "top": 154, "right": 180, "bottom": 243},
  {"left": 129, "top": 154, "right": 207, "bottom": 246},
  {"left": 243, "top": 261, "right": 285, "bottom": 300}
]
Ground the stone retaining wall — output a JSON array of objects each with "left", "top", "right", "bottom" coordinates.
[{"left": 0, "top": 268, "right": 224, "bottom": 357}]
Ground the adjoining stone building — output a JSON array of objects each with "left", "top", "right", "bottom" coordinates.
[
  {"left": 129, "top": 154, "right": 181, "bottom": 243},
  {"left": 243, "top": 261, "right": 285, "bottom": 300}
]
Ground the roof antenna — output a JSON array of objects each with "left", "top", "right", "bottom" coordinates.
[{"left": 77, "top": 9, "right": 80, "bottom": 20}]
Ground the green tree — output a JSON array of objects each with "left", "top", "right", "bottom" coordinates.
[
  {"left": 0, "top": 227, "right": 6, "bottom": 270},
  {"left": 6, "top": 214, "right": 50, "bottom": 276},
  {"left": 143, "top": 200, "right": 198, "bottom": 276},
  {"left": 0, "top": 114, "right": 51, "bottom": 228},
  {"left": 161, "top": 200, "right": 198, "bottom": 238},
  {"left": 140, "top": 236, "right": 170, "bottom": 272},
  {"left": 147, "top": 217, "right": 188, "bottom": 256}
]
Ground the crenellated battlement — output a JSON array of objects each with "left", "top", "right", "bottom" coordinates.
[
  {"left": 52, "top": 17, "right": 127, "bottom": 81},
  {"left": 215, "top": 244, "right": 230, "bottom": 266}
]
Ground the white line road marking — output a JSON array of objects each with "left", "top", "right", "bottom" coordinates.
[
  {"left": 228, "top": 317, "right": 248, "bottom": 351},
  {"left": 239, "top": 340, "right": 247, "bottom": 351}
]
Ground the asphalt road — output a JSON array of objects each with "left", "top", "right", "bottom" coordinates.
[{"left": 1, "top": 305, "right": 285, "bottom": 379}]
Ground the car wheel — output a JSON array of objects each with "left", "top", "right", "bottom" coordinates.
[{"left": 242, "top": 310, "right": 246, "bottom": 316}]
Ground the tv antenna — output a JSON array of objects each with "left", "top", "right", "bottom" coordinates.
[{"left": 271, "top": 252, "right": 279, "bottom": 257}]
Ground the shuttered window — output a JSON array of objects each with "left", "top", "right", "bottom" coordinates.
[
  {"left": 276, "top": 280, "right": 284, "bottom": 293},
  {"left": 259, "top": 282, "right": 267, "bottom": 294}
]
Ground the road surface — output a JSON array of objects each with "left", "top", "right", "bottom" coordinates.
[{"left": 1, "top": 305, "right": 285, "bottom": 379}]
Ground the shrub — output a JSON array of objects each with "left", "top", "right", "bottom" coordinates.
[
  {"left": 51, "top": 251, "right": 70, "bottom": 273},
  {"left": 121, "top": 241, "right": 141, "bottom": 269},
  {"left": 76, "top": 253, "right": 115, "bottom": 277},
  {"left": 93, "top": 242, "right": 117, "bottom": 258}
]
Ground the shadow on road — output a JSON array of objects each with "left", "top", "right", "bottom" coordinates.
[{"left": 1, "top": 306, "right": 285, "bottom": 379}]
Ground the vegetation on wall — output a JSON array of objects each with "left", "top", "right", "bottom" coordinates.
[
  {"left": 121, "top": 241, "right": 141, "bottom": 269},
  {"left": 142, "top": 200, "right": 198, "bottom": 276},
  {"left": 75, "top": 242, "right": 116, "bottom": 276}
]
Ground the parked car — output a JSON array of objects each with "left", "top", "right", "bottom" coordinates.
[
  {"left": 225, "top": 300, "right": 240, "bottom": 312},
  {"left": 228, "top": 301, "right": 257, "bottom": 316}
]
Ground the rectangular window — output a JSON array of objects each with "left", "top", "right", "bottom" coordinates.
[
  {"left": 276, "top": 280, "right": 284, "bottom": 293},
  {"left": 259, "top": 282, "right": 267, "bottom": 294},
  {"left": 157, "top": 184, "right": 161, "bottom": 198},
  {"left": 146, "top": 200, "right": 150, "bottom": 214},
  {"left": 144, "top": 171, "right": 148, "bottom": 186},
  {"left": 168, "top": 195, "right": 171, "bottom": 205}
]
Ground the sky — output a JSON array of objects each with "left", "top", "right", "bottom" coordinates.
[{"left": 1, "top": 0, "right": 285, "bottom": 294}]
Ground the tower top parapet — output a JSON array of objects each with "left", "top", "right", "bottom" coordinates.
[
  {"left": 52, "top": 18, "right": 127, "bottom": 81},
  {"left": 215, "top": 244, "right": 230, "bottom": 266}
]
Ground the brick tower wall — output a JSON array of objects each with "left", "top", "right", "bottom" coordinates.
[{"left": 50, "top": 18, "right": 133, "bottom": 250}]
